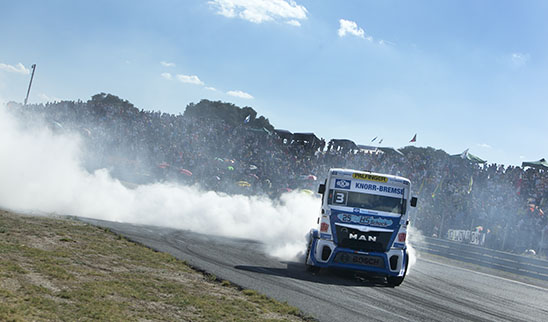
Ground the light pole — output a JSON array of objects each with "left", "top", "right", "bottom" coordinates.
[{"left": 24, "top": 64, "right": 36, "bottom": 105}]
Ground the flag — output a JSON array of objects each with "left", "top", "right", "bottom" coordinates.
[
  {"left": 244, "top": 114, "right": 251, "bottom": 124},
  {"left": 409, "top": 134, "right": 417, "bottom": 143},
  {"left": 467, "top": 175, "right": 473, "bottom": 194},
  {"left": 418, "top": 178, "right": 425, "bottom": 194},
  {"left": 371, "top": 136, "right": 377, "bottom": 142},
  {"left": 432, "top": 176, "right": 444, "bottom": 198},
  {"left": 378, "top": 138, "right": 383, "bottom": 144}
]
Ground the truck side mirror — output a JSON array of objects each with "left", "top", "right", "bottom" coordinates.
[
  {"left": 318, "top": 183, "right": 325, "bottom": 194},
  {"left": 410, "top": 197, "right": 417, "bottom": 207}
]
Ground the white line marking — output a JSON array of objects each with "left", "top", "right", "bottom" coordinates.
[{"left": 420, "top": 257, "right": 548, "bottom": 292}]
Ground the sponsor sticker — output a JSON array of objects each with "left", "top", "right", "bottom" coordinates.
[
  {"left": 393, "top": 242, "right": 405, "bottom": 248},
  {"left": 333, "top": 253, "right": 384, "bottom": 267},
  {"left": 334, "top": 179, "right": 351, "bottom": 189},
  {"left": 320, "top": 233, "right": 332, "bottom": 240},
  {"left": 352, "top": 173, "right": 388, "bottom": 183},
  {"left": 353, "top": 182, "right": 404, "bottom": 195},
  {"left": 337, "top": 213, "right": 393, "bottom": 227}
]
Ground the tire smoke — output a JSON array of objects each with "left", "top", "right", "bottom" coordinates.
[
  {"left": 406, "top": 225, "right": 423, "bottom": 273},
  {"left": 0, "top": 104, "right": 319, "bottom": 260}
]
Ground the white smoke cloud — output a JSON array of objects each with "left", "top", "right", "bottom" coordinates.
[
  {"left": 406, "top": 225, "right": 424, "bottom": 274},
  {"left": 0, "top": 104, "right": 319, "bottom": 259}
]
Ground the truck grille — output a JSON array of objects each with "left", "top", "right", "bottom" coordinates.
[{"left": 335, "top": 225, "right": 393, "bottom": 252}]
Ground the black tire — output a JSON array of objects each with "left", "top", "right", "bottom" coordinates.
[
  {"left": 305, "top": 239, "right": 320, "bottom": 273},
  {"left": 387, "top": 250, "right": 408, "bottom": 287},
  {"left": 386, "top": 275, "right": 404, "bottom": 287}
]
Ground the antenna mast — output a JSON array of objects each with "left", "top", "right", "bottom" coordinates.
[{"left": 24, "top": 64, "right": 36, "bottom": 105}]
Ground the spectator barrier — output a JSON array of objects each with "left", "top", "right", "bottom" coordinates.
[
  {"left": 540, "top": 228, "right": 548, "bottom": 258},
  {"left": 447, "top": 229, "right": 486, "bottom": 246},
  {"left": 412, "top": 236, "right": 548, "bottom": 281}
]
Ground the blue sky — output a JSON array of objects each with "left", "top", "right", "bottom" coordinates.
[{"left": 1, "top": 0, "right": 547, "bottom": 166}]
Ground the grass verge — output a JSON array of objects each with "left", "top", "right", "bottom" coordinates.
[{"left": 0, "top": 210, "right": 312, "bottom": 321}]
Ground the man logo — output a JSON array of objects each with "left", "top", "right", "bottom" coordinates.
[
  {"left": 335, "top": 179, "right": 351, "bottom": 189},
  {"left": 349, "top": 233, "right": 377, "bottom": 242}
]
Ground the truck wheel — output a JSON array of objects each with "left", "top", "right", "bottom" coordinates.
[
  {"left": 305, "top": 239, "right": 320, "bottom": 273},
  {"left": 387, "top": 275, "right": 405, "bottom": 287},
  {"left": 387, "top": 250, "right": 408, "bottom": 287}
]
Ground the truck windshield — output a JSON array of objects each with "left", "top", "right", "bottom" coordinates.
[{"left": 328, "top": 189, "right": 406, "bottom": 214}]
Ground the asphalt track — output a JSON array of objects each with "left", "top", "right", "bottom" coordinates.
[{"left": 80, "top": 218, "right": 548, "bottom": 322}]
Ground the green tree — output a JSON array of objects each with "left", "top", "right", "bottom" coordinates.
[{"left": 183, "top": 99, "right": 275, "bottom": 131}]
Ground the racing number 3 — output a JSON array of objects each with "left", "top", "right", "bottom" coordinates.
[{"left": 334, "top": 191, "right": 346, "bottom": 204}]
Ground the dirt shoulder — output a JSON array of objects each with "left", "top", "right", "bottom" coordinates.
[{"left": 0, "top": 210, "right": 312, "bottom": 321}]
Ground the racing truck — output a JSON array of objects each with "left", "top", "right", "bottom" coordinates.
[{"left": 305, "top": 168, "right": 417, "bottom": 286}]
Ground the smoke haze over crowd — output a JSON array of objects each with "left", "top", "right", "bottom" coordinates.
[{"left": 0, "top": 104, "right": 320, "bottom": 259}]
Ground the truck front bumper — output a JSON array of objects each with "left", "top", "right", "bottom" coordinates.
[{"left": 307, "top": 238, "right": 407, "bottom": 277}]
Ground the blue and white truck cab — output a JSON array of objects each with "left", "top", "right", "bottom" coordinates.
[{"left": 306, "top": 168, "right": 417, "bottom": 286}]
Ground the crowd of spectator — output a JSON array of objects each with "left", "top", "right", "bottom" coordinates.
[{"left": 7, "top": 94, "right": 548, "bottom": 257}]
